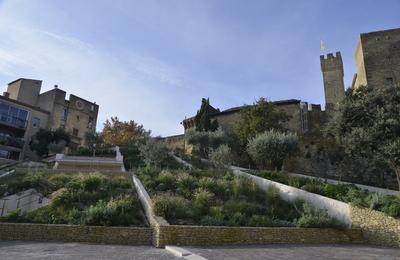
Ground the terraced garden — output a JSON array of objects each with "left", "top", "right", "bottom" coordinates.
[
  {"left": 135, "top": 166, "right": 345, "bottom": 228},
  {"left": 0, "top": 172, "right": 147, "bottom": 226},
  {"left": 251, "top": 171, "right": 400, "bottom": 218}
]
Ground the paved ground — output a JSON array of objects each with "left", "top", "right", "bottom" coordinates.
[
  {"left": 184, "top": 244, "right": 400, "bottom": 260},
  {"left": 0, "top": 241, "right": 180, "bottom": 260},
  {"left": 1, "top": 241, "right": 399, "bottom": 259}
]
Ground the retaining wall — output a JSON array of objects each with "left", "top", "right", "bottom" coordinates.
[
  {"left": 351, "top": 206, "right": 400, "bottom": 248},
  {"left": 230, "top": 166, "right": 352, "bottom": 225},
  {"left": 0, "top": 223, "right": 152, "bottom": 245},
  {"left": 156, "top": 225, "right": 363, "bottom": 247}
]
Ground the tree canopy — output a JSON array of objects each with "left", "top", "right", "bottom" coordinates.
[
  {"left": 326, "top": 85, "right": 400, "bottom": 190},
  {"left": 30, "top": 128, "right": 70, "bottom": 157},
  {"left": 102, "top": 117, "right": 150, "bottom": 146},
  {"left": 194, "top": 98, "right": 219, "bottom": 132},
  {"left": 234, "top": 97, "right": 291, "bottom": 146}
]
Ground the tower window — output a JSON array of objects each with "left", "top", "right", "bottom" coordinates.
[
  {"left": 386, "top": 77, "right": 394, "bottom": 85},
  {"left": 32, "top": 117, "right": 40, "bottom": 128},
  {"left": 72, "top": 128, "right": 79, "bottom": 137}
]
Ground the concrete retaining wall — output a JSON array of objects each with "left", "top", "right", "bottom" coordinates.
[
  {"left": 230, "top": 166, "right": 352, "bottom": 226},
  {"left": 0, "top": 223, "right": 152, "bottom": 245}
]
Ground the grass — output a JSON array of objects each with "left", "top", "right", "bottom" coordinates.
[
  {"left": 135, "top": 166, "right": 345, "bottom": 228},
  {"left": 0, "top": 172, "right": 147, "bottom": 226}
]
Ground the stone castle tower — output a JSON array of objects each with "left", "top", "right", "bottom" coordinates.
[
  {"left": 320, "top": 52, "right": 345, "bottom": 111},
  {"left": 352, "top": 28, "right": 400, "bottom": 89}
]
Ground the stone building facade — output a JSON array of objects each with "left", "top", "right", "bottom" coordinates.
[
  {"left": 182, "top": 99, "right": 324, "bottom": 136},
  {"left": 0, "top": 78, "right": 99, "bottom": 161},
  {"left": 352, "top": 28, "right": 400, "bottom": 89},
  {"left": 320, "top": 52, "right": 345, "bottom": 111}
]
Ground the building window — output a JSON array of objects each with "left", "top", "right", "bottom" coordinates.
[
  {"left": 72, "top": 128, "right": 79, "bottom": 137},
  {"left": 386, "top": 77, "right": 394, "bottom": 86},
  {"left": 61, "top": 108, "right": 68, "bottom": 121},
  {"left": 32, "top": 117, "right": 40, "bottom": 128},
  {"left": 88, "top": 116, "right": 93, "bottom": 129},
  {"left": 90, "top": 105, "right": 95, "bottom": 111},
  {"left": 76, "top": 115, "right": 80, "bottom": 121}
]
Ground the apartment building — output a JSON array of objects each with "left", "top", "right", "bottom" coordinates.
[{"left": 0, "top": 78, "right": 99, "bottom": 161}]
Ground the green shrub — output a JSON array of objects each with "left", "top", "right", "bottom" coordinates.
[
  {"left": 226, "top": 212, "right": 246, "bottom": 226},
  {"left": 382, "top": 202, "right": 400, "bottom": 217},
  {"left": 153, "top": 194, "right": 193, "bottom": 220},
  {"left": 302, "top": 181, "right": 325, "bottom": 195},
  {"left": 223, "top": 200, "right": 264, "bottom": 217},
  {"left": 344, "top": 188, "right": 368, "bottom": 207},
  {"left": 200, "top": 216, "right": 224, "bottom": 226},
  {"left": 83, "top": 196, "right": 141, "bottom": 226},
  {"left": 157, "top": 170, "right": 176, "bottom": 190},
  {"left": 176, "top": 173, "right": 197, "bottom": 192},
  {"left": 323, "top": 183, "right": 349, "bottom": 200},
  {"left": 193, "top": 189, "right": 214, "bottom": 214},
  {"left": 110, "top": 176, "right": 131, "bottom": 189},
  {"left": 296, "top": 204, "right": 345, "bottom": 228},
  {"left": 48, "top": 174, "right": 73, "bottom": 188},
  {"left": 81, "top": 175, "right": 104, "bottom": 192},
  {"left": 248, "top": 215, "right": 273, "bottom": 227},
  {"left": 288, "top": 176, "right": 308, "bottom": 188}
]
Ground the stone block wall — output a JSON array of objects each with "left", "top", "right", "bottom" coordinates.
[
  {"left": 0, "top": 223, "right": 152, "bottom": 245},
  {"left": 155, "top": 225, "right": 363, "bottom": 247},
  {"left": 351, "top": 206, "right": 400, "bottom": 248}
]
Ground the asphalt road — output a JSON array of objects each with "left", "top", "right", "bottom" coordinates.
[
  {"left": 1, "top": 241, "right": 399, "bottom": 259},
  {"left": 0, "top": 241, "right": 180, "bottom": 260},
  {"left": 184, "top": 244, "right": 400, "bottom": 260}
]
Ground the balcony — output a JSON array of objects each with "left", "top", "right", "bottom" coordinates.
[
  {"left": 0, "top": 133, "right": 25, "bottom": 149},
  {"left": 0, "top": 114, "right": 27, "bottom": 129}
]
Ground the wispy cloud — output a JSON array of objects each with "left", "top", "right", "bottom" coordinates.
[{"left": 0, "top": 0, "right": 190, "bottom": 136}]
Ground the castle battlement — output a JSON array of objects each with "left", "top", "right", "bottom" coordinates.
[{"left": 320, "top": 52, "right": 343, "bottom": 73}]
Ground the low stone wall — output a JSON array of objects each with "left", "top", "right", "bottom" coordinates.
[
  {"left": 0, "top": 223, "right": 152, "bottom": 245},
  {"left": 351, "top": 206, "right": 400, "bottom": 248},
  {"left": 15, "top": 168, "right": 129, "bottom": 178},
  {"left": 156, "top": 225, "right": 363, "bottom": 247}
]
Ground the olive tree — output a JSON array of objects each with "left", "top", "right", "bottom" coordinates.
[{"left": 247, "top": 130, "right": 298, "bottom": 170}]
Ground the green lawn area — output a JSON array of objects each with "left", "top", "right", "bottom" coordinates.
[
  {"left": 135, "top": 166, "right": 345, "bottom": 228},
  {"left": 0, "top": 172, "right": 147, "bottom": 226}
]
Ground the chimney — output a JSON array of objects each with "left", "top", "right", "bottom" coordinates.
[
  {"left": 3, "top": 92, "right": 9, "bottom": 98},
  {"left": 54, "top": 85, "right": 58, "bottom": 89}
]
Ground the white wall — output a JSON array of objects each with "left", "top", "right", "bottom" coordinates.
[{"left": 230, "top": 166, "right": 352, "bottom": 226}]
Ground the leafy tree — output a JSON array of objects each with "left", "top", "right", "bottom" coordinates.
[
  {"left": 120, "top": 144, "right": 144, "bottom": 170},
  {"left": 30, "top": 128, "right": 70, "bottom": 157},
  {"left": 326, "top": 85, "right": 400, "bottom": 190},
  {"left": 194, "top": 98, "right": 219, "bottom": 132},
  {"left": 235, "top": 98, "right": 291, "bottom": 146},
  {"left": 85, "top": 132, "right": 104, "bottom": 152},
  {"left": 209, "top": 144, "right": 233, "bottom": 167},
  {"left": 186, "top": 128, "right": 227, "bottom": 158},
  {"left": 102, "top": 117, "right": 150, "bottom": 146},
  {"left": 247, "top": 130, "right": 298, "bottom": 170},
  {"left": 139, "top": 138, "right": 169, "bottom": 168}
]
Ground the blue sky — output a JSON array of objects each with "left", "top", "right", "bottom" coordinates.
[{"left": 0, "top": 0, "right": 399, "bottom": 136}]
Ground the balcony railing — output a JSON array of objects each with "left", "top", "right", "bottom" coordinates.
[
  {"left": 0, "top": 114, "right": 27, "bottom": 129},
  {"left": 0, "top": 134, "right": 24, "bottom": 149}
]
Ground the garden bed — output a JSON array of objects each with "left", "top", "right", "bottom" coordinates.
[
  {"left": 0, "top": 171, "right": 147, "bottom": 227},
  {"left": 135, "top": 166, "right": 345, "bottom": 228},
  {"left": 251, "top": 170, "right": 400, "bottom": 218}
]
